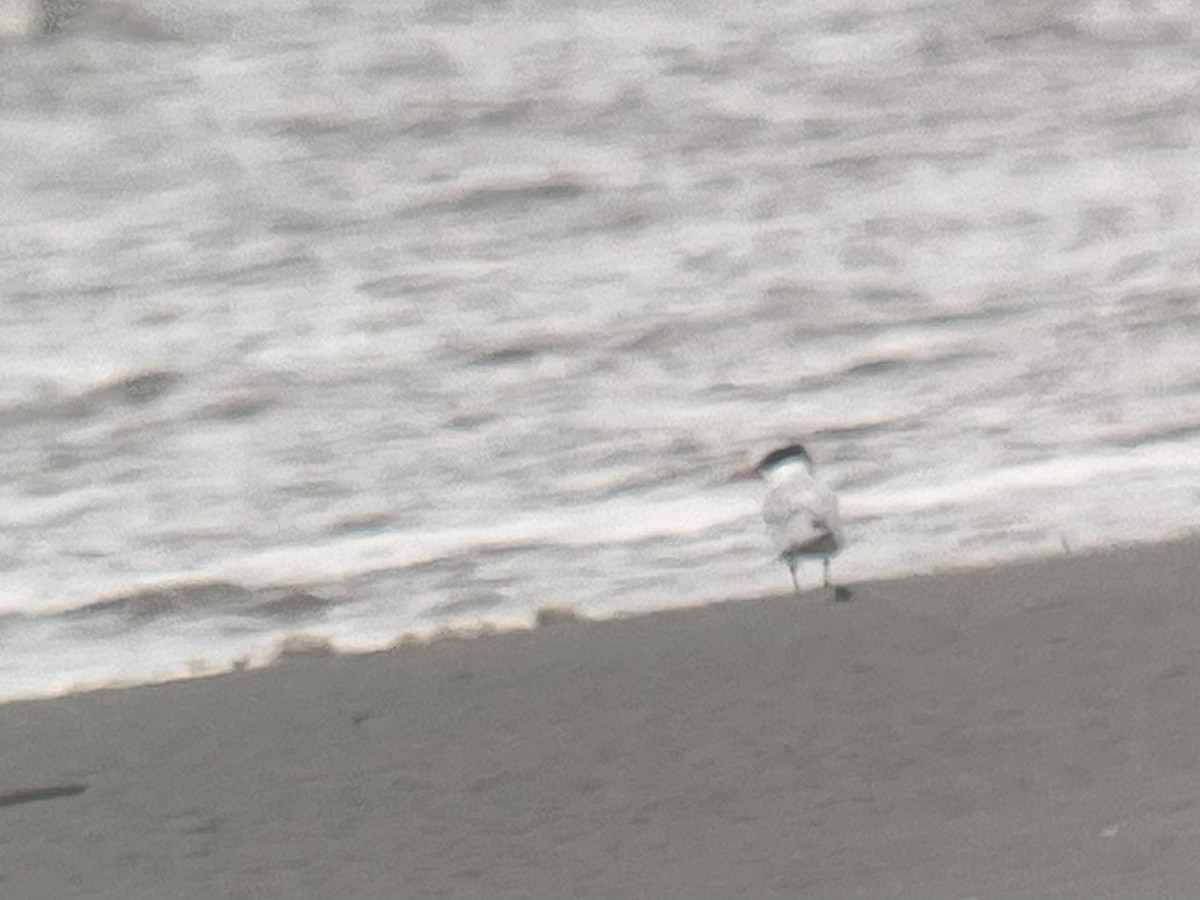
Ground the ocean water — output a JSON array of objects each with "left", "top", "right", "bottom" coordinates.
[{"left": 2, "top": 0, "right": 1199, "bottom": 700}]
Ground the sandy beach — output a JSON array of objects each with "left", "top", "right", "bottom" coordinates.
[{"left": 5, "top": 538, "right": 1200, "bottom": 899}]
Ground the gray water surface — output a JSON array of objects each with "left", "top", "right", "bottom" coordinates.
[{"left": 2, "top": 0, "right": 1199, "bottom": 698}]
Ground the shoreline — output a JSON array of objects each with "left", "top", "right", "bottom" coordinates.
[
  {"left": 6, "top": 536, "right": 1200, "bottom": 898},
  {"left": 7, "top": 528, "right": 1193, "bottom": 707}
]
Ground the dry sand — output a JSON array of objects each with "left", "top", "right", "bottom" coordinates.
[{"left": 4, "top": 538, "right": 1200, "bottom": 899}]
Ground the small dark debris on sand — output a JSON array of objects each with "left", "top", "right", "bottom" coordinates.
[{"left": 0, "top": 784, "right": 87, "bottom": 809}]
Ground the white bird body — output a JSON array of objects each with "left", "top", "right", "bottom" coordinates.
[
  {"left": 740, "top": 443, "right": 849, "bottom": 599},
  {"left": 761, "top": 458, "right": 844, "bottom": 564}
]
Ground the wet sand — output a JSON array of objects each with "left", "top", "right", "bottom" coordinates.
[{"left": 5, "top": 538, "right": 1200, "bottom": 899}]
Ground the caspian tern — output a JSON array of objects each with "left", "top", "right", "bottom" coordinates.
[{"left": 736, "top": 443, "right": 850, "bottom": 601}]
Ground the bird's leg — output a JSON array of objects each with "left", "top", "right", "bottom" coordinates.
[
  {"left": 788, "top": 559, "right": 801, "bottom": 596},
  {"left": 823, "top": 557, "right": 830, "bottom": 588}
]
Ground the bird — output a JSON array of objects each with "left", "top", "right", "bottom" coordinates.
[{"left": 735, "top": 443, "right": 850, "bottom": 601}]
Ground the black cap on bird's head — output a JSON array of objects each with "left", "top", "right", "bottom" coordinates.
[
  {"left": 732, "top": 442, "right": 813, "bottom": 480},
  {"left": 757, "top": 443, "right": 812, "bottom": 472}
]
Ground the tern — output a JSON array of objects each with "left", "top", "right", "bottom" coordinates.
[{"left": 736, "top": 443, "right": 850, "bottom": 601}]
